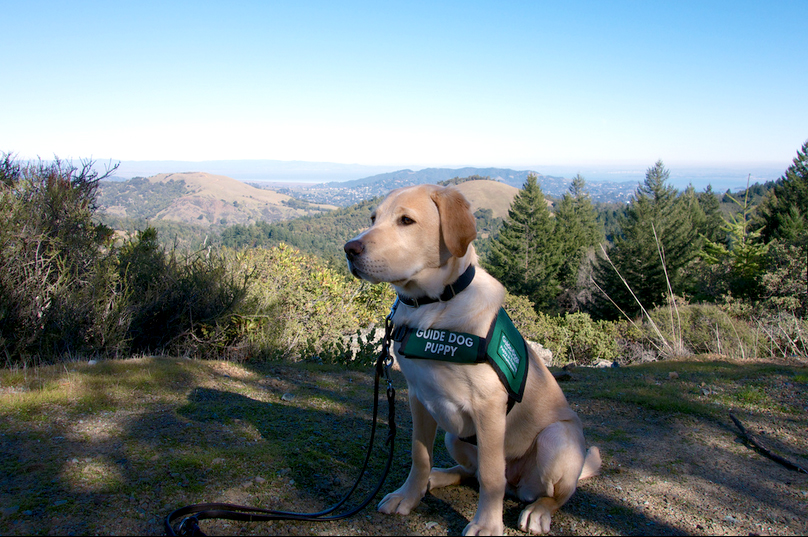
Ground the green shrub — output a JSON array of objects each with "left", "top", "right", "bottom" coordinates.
[
  {"left": 229, "top": 244, "right": 395, "bottom": 362},
  {"left": 647, "top": 303, "right": 758, "bottom": 360},
  {"left": 504, "top": 293, "right": 619, "bottom": 365},
  {"left": 0, "top": 155, "right": 126, "bottom": 364},
  {"left": 119, "top": 229, "right": 250, "bottom": 357}
]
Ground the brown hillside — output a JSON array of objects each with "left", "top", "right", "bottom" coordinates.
[
  {"left": 454, "top": 180, "right": 519, "bottom": 219},
  {"left": 148, "top": 172, "right": 335, "bottom": 226}
]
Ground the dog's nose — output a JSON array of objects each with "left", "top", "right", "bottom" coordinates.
[{"left": 344, "top": 240, "right": 364, "bottom": 259}]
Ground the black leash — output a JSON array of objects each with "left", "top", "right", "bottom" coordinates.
[{"left": 165, "top": 312, "right": 398, "bottom": 536}]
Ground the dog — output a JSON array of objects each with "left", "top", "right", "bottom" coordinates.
[{"left": 344, "top": 184, "right": 600, "bottom": 535}]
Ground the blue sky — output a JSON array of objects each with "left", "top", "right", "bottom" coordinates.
[{"left": 2, "top": 1, "right": 806, "bottom": 174}]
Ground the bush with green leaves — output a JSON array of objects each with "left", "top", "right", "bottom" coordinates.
[
  {"left": 645, "top": 303, "right": 759, "bottom": 360},
  {"left": 504, "top": 293, "right": 619, "bottom": 365},
  {"left": 0, "top": 155, "right": 126, "bottom": 364},
  {"left": 118, "top": 228, "right": 250, "bottom": 357},
  {"left": 228, "top": 244, "right": 395, "bottom": 363}
]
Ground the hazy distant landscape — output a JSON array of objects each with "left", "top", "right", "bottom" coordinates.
[{"left": 110, "top": 159, "right": 785, "bottom": 194}]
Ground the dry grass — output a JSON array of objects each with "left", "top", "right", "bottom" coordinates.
[{"left": 0, "top": 356, "right": 806, "bottom": 536}]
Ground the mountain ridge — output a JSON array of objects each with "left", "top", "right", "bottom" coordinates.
[{"left": 98, "top": 172, "right": 335, "bottom": 228}]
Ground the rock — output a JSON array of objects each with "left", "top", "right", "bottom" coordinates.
[
  {"left": 593, "top": 359, "right": 613, "bottom": 368},
  {"left": 254, "top": 476, "right": 266, "bottom": 484},
  {"left": 526, "top": 340, "right": 553, "bottom": 366},
  {"left": 1, "top": 506, "right": 19, "bottom": 517},
  {"left": 88, "top": 359, "right": 98, "bottom": 365},
  {"left": 281, "top": 393, "right": 295, "bottom": 401},
  {"left": 668, "top": 371, "right": 679, "bottom": 379},
  {"left": 211, "top": 458, "right": 225, "bottom": 465},
  {"left": 53, "top": 500, "right": 68, "bottom": 507}
]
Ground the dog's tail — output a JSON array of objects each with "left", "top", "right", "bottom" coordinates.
[{"left": 579, "top": 446, "right": 601, "bottom": 480}]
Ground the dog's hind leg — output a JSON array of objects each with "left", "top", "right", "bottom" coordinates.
[
  {"left": 516, "top": 420, "right": 591, "bottom": 535},
  {"left": 427, "top": 432, "right": 478, "bottom": 490}
]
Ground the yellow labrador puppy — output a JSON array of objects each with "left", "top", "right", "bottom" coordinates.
[{"left": 344, "top": 184, "right": 600, "bottom": 535}]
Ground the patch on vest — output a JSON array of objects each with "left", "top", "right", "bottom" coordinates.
[
  {"left": 485, "top": 308, "right": 528, "bottom": 402},
  {"left": 394, "top": 308, "right": 529, "bottom": 403},
  {"left": 398, "top": 327, "right": 485, "bottom": 364}
]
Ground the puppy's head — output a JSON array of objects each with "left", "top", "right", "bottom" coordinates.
[{"left": 344, "top": 184, "right": 477, "bottom": 287}]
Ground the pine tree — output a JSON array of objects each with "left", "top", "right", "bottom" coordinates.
[
  {"left": 485, "top": 174, "right": 562, "bottom": 312},
  {"left": 592, "top": 161, "right": 701, "bottom": 319},
  {"left": 756, "top": 139, "right": 808, "bottom": 244},
  {"left": 554, "top": 174, "right": 603, "bottom": 290},
  {"left": 698, "top": 185, "right": 725, "bottom": 245}
]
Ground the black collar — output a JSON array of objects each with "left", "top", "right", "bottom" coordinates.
[{"left": 397, "top": 264, "right": 476, "bottom": 308}]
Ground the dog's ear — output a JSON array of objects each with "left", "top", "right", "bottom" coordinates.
[{"left": 431, "top": 186, "right": 477, "bottom": 258}]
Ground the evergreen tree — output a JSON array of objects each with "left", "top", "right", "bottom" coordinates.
[
  {"left": 756, "top": 139, "right": 808, "bottom": 244},
  {"left": 554, "top": 174, "right": 603, "bottom": 290},
  {"left": 591, "top": 161, "right": 702, "bottom": 319},
  {"left": 698, "top": 185, "right": 725, "bottom": 245},
  {"left": 485, "top": 174, "right": 562, "bottom": 312}
]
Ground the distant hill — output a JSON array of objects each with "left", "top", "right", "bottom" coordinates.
[
  {"left": 453, "top": 180, "right": 520, "bottom": 219},
  {"left": 220, "top": 178, "right": 520, "bottom": 268},
  {"left": 98, "top": 172, "right": 335, "bottom": 228},
  {"left": 275, "top": 167, "right": 636, "bottom": 206}
]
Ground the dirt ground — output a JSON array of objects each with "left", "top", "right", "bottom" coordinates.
[{"left": 0, "top": 357, "right": 806, "bottom": 536}]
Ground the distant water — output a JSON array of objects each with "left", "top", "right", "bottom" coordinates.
[
  {"left": 108, "top": 160, "right": 788, "bottom": 193},
  {"left": 536, "top": 164, "right": 786, "bottom": 192}
]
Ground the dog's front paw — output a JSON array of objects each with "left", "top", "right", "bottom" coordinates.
[
  {"left": 463, "top": 520, "right": 505, "bottom": 536},
  {"left": 518, "top": 501, "right": 553, "bottom": 535},
  {"left": 377, "top": 488, "right": 422, "bottom": 515}
]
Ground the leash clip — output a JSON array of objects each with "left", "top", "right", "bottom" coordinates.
[{"left": 177, "top": 515, "right": 201, "bottom": 537}]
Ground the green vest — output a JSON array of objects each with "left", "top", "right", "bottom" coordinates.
[{"left": 393, "top": 307, "right": 529, "bottom": 403}]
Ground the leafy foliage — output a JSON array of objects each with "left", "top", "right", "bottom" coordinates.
[
  {"left": 220, "top": 197, "right": 380, "bottom": 270},
  {"left": 229, "top": 244, "right": 395, "bottom": 363},
  {"left": 0, "top": 155, "right": 124, "bottom": 363},
  {"left": 97, "top": 176, "right": 188, "bottom": 219}
]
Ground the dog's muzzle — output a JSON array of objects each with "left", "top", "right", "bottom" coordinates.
[{"left": 344, "top": 239, "right": 364, "bottom": 278}]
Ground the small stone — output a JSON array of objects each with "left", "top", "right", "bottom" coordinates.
[
  {"left": 288, "top": 479, "right": 295, "bottom": 486},
  {"left": 281, "top": 393, "right": 295, "bottom": 401},
  {"left": 1, "top": 506, "right": 19, "bottom": 517},
  {"left": 425, "top": 521, "right": 439, "bottom": 529},
  {"left": 22, "top": 510, "right": 33, "bottom": 516},
  {"left": 724, "top": 515, "right": 738, "bottom": 524},
  {"left": 668, "top": 371, "right": 679, "bottom": 379},
  {"left": 150, "top": 454, "right": 160, "bottom": 461},
  {"left": 254, "top": 476, "right": 266, "bottom": 484},
  {"left": 211, "top": 458, "right": 225, "bottom": 465},
  {"left": 53, "top": 500, "right": 68, "bottom": 507},
  {"left": 88, "top": 359, "right": 97, "bottom": 365},
  {"left": 242, "top": 480, "right": 253, "bottom": 488}
]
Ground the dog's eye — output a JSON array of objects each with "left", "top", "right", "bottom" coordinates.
[{"left": 400, "top": 216, "right": 415, "bottom": 226}]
